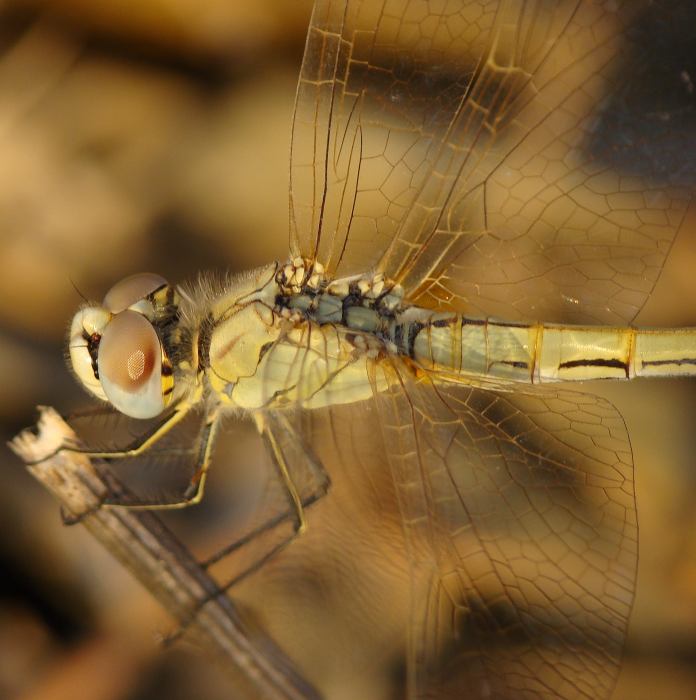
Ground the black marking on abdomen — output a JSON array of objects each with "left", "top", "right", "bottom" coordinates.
[
  {"left": 559, "top": 357, "right": 628, "bottom": 374},
  {"left": 432, "top": 317, "right": 455, "bottom": 328},
  {"left": 489, "top": 319, "right": 529, "bottom": 329},
  {"left": 500, "top": 360, "right": 528, "bottom": 369},
  {"left": 461, "top": 317, "right": 486, "bottom": 326},
  {"left": 407, "top": 322, "right": 425, "bottom": 358},
  {"left": 340, "top": 292, "right": 362, "bottom": 325},
  {"left": 393, "top": 323, "right": 405, "bottom": 352},
  {"left": 642, "top": 357, "right": 696, "bottom": 367}
]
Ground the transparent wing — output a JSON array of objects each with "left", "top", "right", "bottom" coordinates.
[
  {"left": 370, "top": 361, "right": 636, "bottom": 699},
  {"left": 64, "top": 405, "right": 211, "bottom": 505},
  {"left": 64, "top": 405, "right": 331, "bottom": 589},
  {"left": 195, "top": 409, "right": 330, "bottom": 586},
  {"left": 290, "top": 0, "right": 696, "bottom": 324}
]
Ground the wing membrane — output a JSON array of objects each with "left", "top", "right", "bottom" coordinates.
[
  {"left": 291, "top": 0, "right": 696, "bottom": 323},
  {"left": 290, "top": 0, "right": 507, "bottom": 275},
  {"left": 412, "top": 0, "right": 696, "bottom": 324},
  {"left": 65, "top": 405, "right": 210, "bottom": 506},
  {"left": 196, "top": 409, "right": 330, "bottom": 584},
  {"left": 370, "top": 362, "right": 636, "bottom": 698}
]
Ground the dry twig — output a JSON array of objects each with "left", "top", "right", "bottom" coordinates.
[{"left": 9, "top": 406, "right": 320, "bottom": 700}]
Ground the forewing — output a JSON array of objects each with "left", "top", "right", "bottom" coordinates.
[
  {"left": 291, "top": 0, "right": 696, "bottom": 324},
  {"left": 290, "top": 0, "right": 508, "bottom": 275},
  {"left": 371, "top": 362, "right": 636, "bottom": 699},
  {"left": 408, "top": 0, "right": 696, "bottom": 324}
]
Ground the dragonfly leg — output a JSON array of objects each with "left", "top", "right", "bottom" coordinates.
[
  {"left": 60, "top": 498, "right": 107, "bottom": 526},
  {"left": 165, "top": 476, "right": 328, "bottom": 648},
  {"left": 102, "top": 412, "right": 220, "bottom": 511},
  {"left": 163, "top": 538, "right": 297, "bottom": 649},
  {"left": 43, "top": 402, "right": 194, "bottom": 464},
  {"left": 268, "top": 426, "right": 307, "bottom": 532},
  {"left": 201, "top": 483, "right": 328, "bottom": 569},
  {"left": 254, "top": 412, "right": 309, "bottom": 534}
]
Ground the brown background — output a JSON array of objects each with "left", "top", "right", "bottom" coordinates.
[{"left": 0, "top": 1, "right": 695, "bottom": 699}]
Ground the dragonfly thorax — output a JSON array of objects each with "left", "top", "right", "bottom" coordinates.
[{"left": 193, "top": 260, "right": 418, "bottom": 412}]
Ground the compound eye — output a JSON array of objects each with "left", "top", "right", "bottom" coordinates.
[
  {"left": 103, "top": 273, "right": 168, "bottom": 314},
  {"left": 97, "top": 310, "right": 164, "bottom": 419}
]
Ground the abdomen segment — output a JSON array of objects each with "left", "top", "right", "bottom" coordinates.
[{"left": 388, "top": 313, "right": 696, "bottom": 383}]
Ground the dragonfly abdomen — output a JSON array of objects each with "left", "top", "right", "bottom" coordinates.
[{"left": 388, "top": 313, "right": 696, "bottom": 384}]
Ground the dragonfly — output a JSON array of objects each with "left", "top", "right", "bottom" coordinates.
[{"left": 59, "top": 0, "right": 696, "bottom": 698}]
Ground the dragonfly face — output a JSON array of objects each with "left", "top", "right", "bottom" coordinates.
[{"left": 68, "top": 272, "right": 179, "bottom": 418}]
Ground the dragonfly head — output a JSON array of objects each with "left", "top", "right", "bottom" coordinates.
[{"left": 68, "top": 273, "right": 179, "bottom": 419}]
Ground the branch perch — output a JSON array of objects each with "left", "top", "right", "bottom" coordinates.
[{"left": 9, "top": 406, "right": 319, "bottom": 700}]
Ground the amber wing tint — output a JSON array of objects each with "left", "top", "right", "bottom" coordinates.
[
  {"left": 290, "top": 0, "right": 696, "bottom": 324},
  {"left": 371, "top": 363, "right": 636, "bottom": 698}
]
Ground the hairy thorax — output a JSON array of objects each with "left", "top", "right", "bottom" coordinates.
[{"left": 200, "top": 261, "right": 403, "bottom": 412}]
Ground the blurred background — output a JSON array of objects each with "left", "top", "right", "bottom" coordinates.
[{"left": 0, "top": 1, "right": 695, "bottom": 699}]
